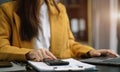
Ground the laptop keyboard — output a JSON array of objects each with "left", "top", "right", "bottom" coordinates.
[
  {"left": 80, "top": 57, "right": 113, "bottom": 62},
  {"left": 80, "top": 57, "right": 120, "bottom": 66},
  {"left": 102, "top": 57, "right": 120, "bottom": 63}
]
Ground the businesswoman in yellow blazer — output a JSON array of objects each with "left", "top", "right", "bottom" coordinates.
[{"left": 0, "top": 0, "right": 118, "bottom": 61}]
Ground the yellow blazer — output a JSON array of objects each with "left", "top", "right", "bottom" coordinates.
[{"left": 0, "top": 0, "right": 93, "bottom": 61}]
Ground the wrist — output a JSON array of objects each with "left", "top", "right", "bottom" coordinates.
[
  {"left": 25, "top": 52, "right": 31, "bottom": 60},
  {"left": 87, "top": 50, "right": 92, "bottom": 58}
]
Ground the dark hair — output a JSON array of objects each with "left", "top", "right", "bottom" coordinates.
[
  {"left": 17, "top": 0, "right": 60, "bottom": 41},
  {"left": 17, "top": 0, "right": 41, "bottom": 41}
]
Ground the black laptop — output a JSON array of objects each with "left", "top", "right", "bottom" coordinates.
[{"left": 80, "top": 56, "right": 120, "bottom": 66}]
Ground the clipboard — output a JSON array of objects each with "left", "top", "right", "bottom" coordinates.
[{"left": 28, "top": 58, "right": 96, "bottom": 72}]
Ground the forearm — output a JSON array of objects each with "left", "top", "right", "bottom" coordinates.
[
  {"left": 0, "top": 45, "right": 32, "bottom": 61},
  {"left": 69, "top": 40, "right": 94, "bottom": 58}
]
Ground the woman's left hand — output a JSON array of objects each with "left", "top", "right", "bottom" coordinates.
[{"left": 88, "top": 49, "right": 119, "bottom": 57}]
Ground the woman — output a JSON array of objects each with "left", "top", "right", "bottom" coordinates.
[{"left": 0, "top": 0, "right": 119, "bottom": 61}]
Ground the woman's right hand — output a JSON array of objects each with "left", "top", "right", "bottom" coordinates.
[{"left": 26, "top": 48, "right": 57, "bottom": 61}]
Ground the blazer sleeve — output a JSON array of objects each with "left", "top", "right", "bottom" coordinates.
[
  {"left": 63, "top": 5, "right": 94, "bottom": 58},
  {"left": 0, "top": 4, "right": 32, "bottom": 61}
]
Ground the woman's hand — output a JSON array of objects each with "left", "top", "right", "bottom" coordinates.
[
  {"left": 88, "top": 49, "right": 119, "bottom": 57},
  {"left": 26, "top": 48, "right": 57, "bottom": 61}
]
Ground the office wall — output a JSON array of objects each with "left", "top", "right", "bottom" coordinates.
[
  {"left": 91, "top": 0, "right": 118, "bottom": 52},
  {"left": 109, "top": 0, "right": 118, "bottom": 52},
  {"left": 117, "top": 0, "right": 120, "bottom": 54}
]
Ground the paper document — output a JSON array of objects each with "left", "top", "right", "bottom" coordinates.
[{"left": 28, "top": 58, "right": 96, "bottom": 72}]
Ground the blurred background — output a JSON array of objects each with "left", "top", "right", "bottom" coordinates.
[
  {"left": 0, "top": 0, "right": 120, "bottom": 54},
  {"left": 61, "top": 0, "right": 120, "bottom": 55}
]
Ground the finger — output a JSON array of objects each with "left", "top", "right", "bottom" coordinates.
[
  {"left": 94, "top": 52, "right": 101, "bottom": 57},
  {"left": 33, "top": 55, "right": 41, "bottom": 62},
  {"left": 40, "top": 48, "right": 50, "bottom": 59},
  {"left": 37, "top": 49, "right": 44, "bottom": 61},
  {"left": 98, "top": 49, "right": 119, "bottom": 57},
  {"left": 106, "top": 50, "right": 119, "bottom": 57},
  {"left": 45, "top": 50, "right": 57, "bottom": 59}
]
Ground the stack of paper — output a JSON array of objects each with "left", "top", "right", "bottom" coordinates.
[{"left": 28, "top": 58, "right": 96, "bottom": 72}]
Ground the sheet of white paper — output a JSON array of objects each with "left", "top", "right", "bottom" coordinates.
[
  {"left": 63, "top": 58, "right": 96, "bottom": 70},
  {"left": 28, "top": 58, "right": 96, "bottom": 71}
]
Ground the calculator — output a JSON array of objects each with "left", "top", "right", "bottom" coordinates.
[{"left": 43, "top": 59, "right": 69, "bottom": 66}]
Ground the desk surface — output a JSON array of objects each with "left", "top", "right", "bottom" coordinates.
[
  {"left": 96, "top": 65, "right": 120, "bottom": 72},
  {"left": 0, "top": 62, "right": 120, "bottom": 72},
  {"left": 0, "top": 62, "right": 26, "bottom": 72}
]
